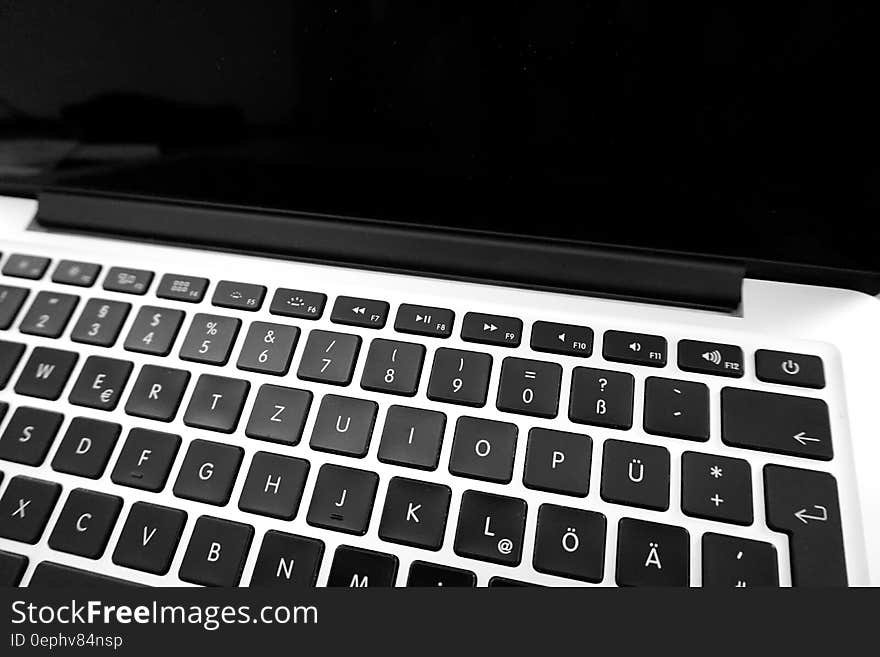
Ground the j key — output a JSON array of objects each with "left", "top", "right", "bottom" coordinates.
[
  {"left": 3, "top": 254, "right": 49, "bottom": 279},
  {"left": 156, "top": 273, "right": 209, "bottom": 303},
  {"left": 0, "top": 475, "right": 61, "bottom": 544},
  {"left": 236, "top": 321, "right": 299, "bottom": 375},
  {"left": 52, "top": 260, "right": 101, "bottom": 287},
  {"left": 104, "top": 266, "right": 153, "bottom": 295},
  {"left": 378, "top": 477, "right": 451, "bottom": 550},
  {"left": 426, "top": 348, "right": 492, "bottom": 407},
  {"left": 407, "top": 561, "right": 476, "bottom": 587},
  {"left": 14, "top": 347, "right": 78, "bottom": 400},
  {"left": 212, "top": 280, "right": 266, "bottom": 311},
  {"left": 678, "top": 339, "right": 744, "bottom": 378},
  {"left": 0, "top": 285, "right": 29, "bottom": 329},
  {"left": 603, "top": 330, "right": 667, "bottom": 367},
  {"left": 297, "top": 330, "right": 361, "bottom": 385},
  {"left": 755, "top": 349, "right": 825, "bottom": 389},
  {"left": 48, "top": 488, "right": 123, "bottom": 558},
  {"left": 183, "top": 374, "right": 250, "bottom": 433},
  {"left": 530, "top": 320, "right": 594, "bottom": 357},
  {"left": 523, "top": 428, "right": 592, "bottom": 497},
  {"left": 111, "top": 428, "right": 181, "bottom": 492},
  {"left": 29, "top": 562, "right": 142, "bottom": 588},
  {"left": 360, "top": 339, "right": 425, "bottom": 396},
  {"left": 721, "top": 388, "right": 833, "bottom": 460},
  {"left": 269, "top": 287, "right": 327, "bottom": 320},
  {"left": 306, "top": 464, "right": 379, "bottom": 536},
  {"left": 377, "top": 406, "right": 446, "bottom": 470},
  {"left": 309, "top": 395, "right": 378, "bottom": 457},
  {"left": 0, "top": 339, "right": 25, "bottom": 388},
  {"left": 51, "top": 418, "right": 121, "bottom": 479},
  {"left": 496, "top": 357, "right": 562, "bottom": 418},
  {"left": 70, "top": 298, "right": 131, "bottom": 347},
  {"left": 250, "top": 531, "right": 324, "bottom": 587},
  {"left": 178, "top": 313, "right": 241, "bottom": 365},
  {"left": 601, "top": 440, "right": 670, "bottom": 511},
  {"left": 238, "top": 452, "right": 310, "bottom": 520},
  {"left": 643, "top": 377, "right": 709, "bottom": 441},
  {"left": 173, "top": 439, "right": 244, "bottom": 506},
  {"left": 616, "top": 518, "right": 689, "bottom": 587},
  {"left": 454, "top": 490, "right": 527, "bottom": 567},
  {"left": 68, "top": 356, "right": 133, "bottom": 411},
  {"left": 18, "top": 291, "right": 79, "bottom": 337},
  {"left": 331, "top": 296, "right": 389, "bottom": 329},
  {"left": 764, "top": 464, "right": 846, "bottom": 586},
  {"left": 0, "top": 549, "right": 28, "bottom": 586},
  {"left": 112, "top": 502, "right": 187, "bottom": 575},
  {"left": 461, "top": 312, "right": 522, "bottom": 347},
  {"left": 245, "top": 384, "right": 313, "bottom": 445},
  {"left": 394, "top": 304, "right": 454, "bottom": 338},
  {"left": 124, "top": 365, "right": 191, "bottom": 422},
  {"left": 682, "top": 452, "right": 753, "bottom": 525},
  {"left": 124, "top": 306, "right": 185, "bottom": 356},
  {"left": 0, "top": 406, "right": 64, "bottom": 465},
  {"left": 448, "top": 416, "right": 518, "bottom": 483},
  {"left": 533, "top": 504, "right": 606, "bottom": 583},
  {"left": 327, "top": 545, "right": 398, "bottom": 587},
  {"left": 568, "top": 367, "right": 634, "bottom": 429},
  {"left": 179, "top": 516, "right": 254, "bottom": 586},
  {"left": 702, "top": 533, "right": 779, "bottom": 588}
]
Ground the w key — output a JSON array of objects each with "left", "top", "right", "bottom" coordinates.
[
  {"left": 14, "top": 347, "right": 78, "bottom": 400},
  {"left": 496, "top": 357, "right": 562, "bottom": 418}
]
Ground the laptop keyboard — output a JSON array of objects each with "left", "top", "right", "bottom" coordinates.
[{"left": 0, "top": 250, "right": 851, "bottom": 587}]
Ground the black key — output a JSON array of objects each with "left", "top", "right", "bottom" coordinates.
[
  {"left": 523, "top": 428, "right": 592, "bottom": 497},
  {"left": 0, "top": 402, "right": 5, "bottom": 425},
  {"left": 530, "top": 320, "right": 593, "bottom": 357},
  {"left": 104, "top": 266, "right": 153, "bottom": 295},
  {"left": 603, "top": 330, "right": 667, "bottom": 367},
  {"left": 48, "top": 488, "right": 123, "bottom": 558},
  {"left": 0, "top": 475, "right": 61, "bottom": 544},
  {"left": 14, "top": 347, "right": 78, "bottom": 400},
  {"left": 51, "top": 418, "right": 120, "bottom": 479},
  {"left": 179, "top": 515, "right": 254, "bottom": 586},
  {"left": 331, "top": 295, "right": 389, "bottom": 328},
  {"left": 0, "top": 406, "right": 64, "bottom": 465},
  {"left": 488, "top": 577, "right": 537, "bottom": 587},
  {"left": 448, "top": 416, "right": 518, "bottom": 483},
  {"left": 616, "top": 518, "right": 689, "bottom": 586},
  {"left": 682, "top": 452, "right": 753, "bottom": 525},
  {"left": 3, "top": 254, "right": 49, "bottom": 279},
  {"left": 18, "top": 291, "right": 79, "bottom": 338},
  {"left": 721, "top": 388, "right": 832, "bottom": 460},
  {"left": 236, "top": 321, "right": 299, "bottom": 375},
  {"left": 394, "top": 304, "right": 454, "bottom": 338},
  {"left": 306, "top": 464, "right": 378, "bottom": 535},
  {"left": 156, "top": 273, "right": 209, "bottom": 303},
  {"left": 250, "top": 531, "right": 324, "bottom": 587},
  {"left": 0, "top": 339, "right": 25, "bottom": 388},
  {"left": 569, "top": 367, "right": 634, "bottom": 429},
  {"left": 212, "top": 280, "right": 266, "bottom": 311},
  {"left": 600, "top": 439, "right": 670, "bottom": 511},
  {"left": 297, "top": 329, "right": 361, "bottom": 385},
  {"left": 764, "top": 464, "right": 846, "bottom": 586},
  {"left": 178, "top": 313, "right": 241, "bottom": 364},
  {"left": 270, "top": 287, "right": 327, "bottom": 320},
  {"left": 123, "top": 306, "right": 185, "bottom": 356},
  {"left": 643, "top": 377, "right": 709, "bottom": 441},
  {"left": 183, "top": 374, "right": 250, "bottom": 433},
  {"left": 173, "top": 439, "right": 244, "bottom": 505},
  {"left": 702, "top": 533, "right": 779, "bottom": 588},
  {"left": 407, "top": 561, "right": 476, "bottom": 587},
  {"left": 360, "top": 339, "right": 425, "bottom": 396},
  {"left": 70, "top": 298, "right": 131, "bottom": 347},
  {"left": 309, "top": 395, "right": 378, "bottom": 457},
  {"left": 0, "top": 285, "right": 29, "bottom": 329},
  {"left": 245, "top": 384, "right": 313, "bottom": 445},
  {"left": 112, "top": 502, "right": 187, "bottom": 575},
  {"left": 0, "top": 549, "right": 28, "bottom": 585},
  {"left": 496, "top": 357, "right": 562, "bottom": 418},
  {"left": 377, "top": 406, "right": 446, "bottom": 470},
  {"left": 533, "top": 504, "right": 606, "bottom": 583},
  {"left": 68, "top": 356, "right": 133, "bottom": 411},
  {"left": 426, "top": 348, "right": 492, "bottom": 407},
  {"left": 461, "top": 312, "right": 522, "bottom": 347},
  {"left": 111, "top": 428, "right": 181, "bottom": 492},
  {"left": 52, "top": 260, "right": 101, "bottom": 287},
  {"left": 29, "top": 562, "right": 142, "bottom": 588},
  {"left": 327, "top": 545, "right": 398, "bottom": 587},
  {"left": 378, "top": 476, "right": 451, "bottom": 550},
  {"left": 677, "top": 339, "right": 744, "bottom": 378},
  {"left": 755, "top": 349, "right": 825, "bottom": 389},
  {"left": 124, "top": 365, "right": 190, "bottom": 422},
  {"left": 238, "top": 452, "right": 310, "bottom": 520},
  {"left": 454, "top": 490, "right": 527, "bottom": 567}
]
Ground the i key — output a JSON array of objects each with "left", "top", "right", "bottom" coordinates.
[
  {"left": 496, "top": 357, "right": 562, "bottom": 418},
  {"left": 377, "top": 406, "right": 446, "bottom": 471},
  {"left": 179, "top": 516, "right": 254, "bottom": 587},
  {"left": 112, "top": 502, "right": 187, "bottom": 575},
  {"left": 297, "top": 330, "right": 361, "bottom": 385},
  {"left": 70, "top": 299, "right": 131, "bottom": 347},
  {"left": 360, "top": 339, "right": 425, "bottom": 396},
  {"left": 426, "top": 348, "right": 492, "bottom": 407},
  {"left": 18, "top": 291, "right": 79, "bottom": 338},
  {"left": 124, "top": 306, "right": 185, "bottom": 356},
  {"left": 250, "top": 531, "right": 324, "bottom": 587},
  {"left": 48, "top": 489, "right": 123, "bottom": 559},
  {"left": 0, "top": 476, "right": 62, "bottom": 544},
  {"left": 237, "top": 322, "right": 299, "bottom": 375},
  {"left": 569, "top": 367, "right": 634, "bottom": 429}
]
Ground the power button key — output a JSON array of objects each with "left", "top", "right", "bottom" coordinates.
[{"left": 755, "top": 350, "right": 825, "bottom": 389}]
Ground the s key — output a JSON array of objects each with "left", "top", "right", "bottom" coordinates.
[
  {"left": 569, "top": 367, "right": 634, "bottom": 430},
  {"left": 496, "top": 357, "right": 562, "bottom": 418}
]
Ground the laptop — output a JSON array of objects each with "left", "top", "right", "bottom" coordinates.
[{"left": 0, "top": 3, "right": 877, "bottom": 587}]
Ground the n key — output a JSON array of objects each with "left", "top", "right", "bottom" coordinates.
[
  {"left": 0, "top": 476, "right": 62, "bottom": 544},
  {"left": 14, "top": 347, "right": 78, "bottom": 400},
  {"left": 250, "top": 531, "right": 324, "bottom": 587}
]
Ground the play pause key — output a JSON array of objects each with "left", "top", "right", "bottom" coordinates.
[{"left": 530, "top": 321, "right": 593, "bottom": 357}]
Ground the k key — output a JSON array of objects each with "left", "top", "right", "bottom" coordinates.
[
  {"left": 378, "top": 477, "right": 451, "bottom": 550},
  {"left": 496, "top": 357, "right": 562, "bottom": 418}
]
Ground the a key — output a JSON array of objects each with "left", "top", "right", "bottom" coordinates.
[
  {"left": 245, "top": 384, "right": 313, "bottom": 445},
  {"left": 681, "top": 452, "right": 753, "bottom": 525},
  {"left": 376, "top": 406, "right": 446, "bottom": 471},
  {"left": 297, "top": 330, "right": 361, "bottom": 385},
  {"left": 496, "top": 357, "right": 562, "bottom": 418},
  {"left": 331, "top": 296, "right": 389, "bottom": 329},
  {"left": 112, "top": 502, "right": 187, "bottom": 575},
  {"left": 309, "top": 395, "right": 378, "bottom": 457},
  {"left": 48, "top": 488, "right": 123, "bottom": 558},
  {"left": 173, "top": 439, "right": 244, "bottom": 506},
  {"left": 533, "top": 504, "right": 606, "bottom": 583},
  {"left": 643, "top": 377, "right": 709, "bottom": 441},
  {"left": 18, "top": 291, "right": 79, "bottom": 338},
  {"left": 3, "top": 254, "right": 50, "bottom": 279},
  {"left": 182, "top": 374, "right": 250, "bottom": 433},
  {"left": 600, "top": 439, "right": 670, "bottom": 511},
  {"left": 178, "top": 313, "right": 241, "bottom": 365},
  {"left": 212, "top": 280, "right": 266, "bottom": 311},
  {"left": 238, "top": 452, "right": 310, "bottom": 520},
  {"left": 306, "top": 464, "right": 379, "bottom": 535},
  {"left": 448, "top": 416, "right": 518, "bottom": 483},
  {"left": 156, "top": 273, "right": 209, "bottom": 303},
  {"left": 407, "top": 561, "right": 476, "bottom": 587},
  {"left": 360, "top": 338, "right": 425, "bottom": 396},
  {"left": 523, "top": 428, "right": 592, "bottom": 497},
  {"left": 0, "top": 285, "right": 29, "bottom": 330},
  {"left": 14, "top": 347, "right": 78, "bottom": 400},
  {"left": 603, "top": 330, "right": 667, "bottom": 367},
  {"left": 124, "top": 365, "right": 190, "bottom": 422},
  {"left": 394, "top": 304, "right": 454, "bottom": 338},
  {"left": 110, "top": 428, "right": 181, "bottom": 492},
  {"left": 616, "top": 518, "right": 689, "bottom": 586},
  {"left": 250, "top": 531, "right": 324, "bottom": 587},
  {"left": 0, "top": 406, "right": 64, "bottom": 465},
  {"left": 70, "top": 298, "right": 131, "bottom": 347},
  {"left": 103, "top": 267, "right": 153, "bottom": 295},
  {"left": 454, "top": 490, "right": 527, "bottom": 567},
  {"left": 51, "top": 418, "right": 121, "bottom": 479},
  {"left": 327, "top": 545, "right": 398, "bottom": 587},
  {"left": 426, "top": 348, "right": 492, "bottom": 407},
  {"left": 236, "top": 321, "right": 299, "bottom": 375},
  {"left": 378, "top": 476, "right": 451, "bottom": 550},
  {"left": 702, "top": 533, "right": 779, "bottom": 588},
  {"left": 0, "top": 549, "right": 28, "bottom": 586},
  {"left": 0, "top": 475, "right": 61, "bottom": 544},
  {"left": 0, "top": 340, "right": 25, "bottom": 388},
  {"left": 68, "top": 356, "right": 133, "bottom": 411},
  {"left": 530, "top": 320, "right": 594, "bottom": 357},
  {"left": 569, "top": 367, "right": 634, "bottom": 429},
  {"left": 678, "top": 339, "right": 744, "bottom": 378},
  {"left": 755, "top": 350, "right": 825, "bottom": 388},
  {"left": 461, "top": 312, "right": 522, "bottom": 347},
  {"left": 124, "top": 306, "right": 185, "bottom": 356},
  {"left": 179, "top": 515, "right": 254, "bottom": 586},
  {"left": 29, "top": 562, "right": 142, "bottom": 588},
  {"left": 52, "top": 260, "right": 101, "bottom": 287},
  {"left": 269, "top": 287, "right": 327, "bottom": 320}
]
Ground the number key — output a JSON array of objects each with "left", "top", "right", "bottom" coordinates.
[
  {"left": 70, "top": 299, "right": 131, "bottom": 347},
  {"left": 496, "top": 357, "right": 562, "bottom": 418},
  {"left": 361, "top": 339, "right": 425, "bottom": 396},
  {"left": 426, "top": 348, "right": 492, "bottom": 407},
  {"left": 178, "top": 313, "right": 241, "bottom": 365},
  {"left": 123, "top": 306, "right": 185, "bottom": 356},
  {"left": 19, "top": 291, "right": 79, "bottom": 338},
  {"left": 237, "top": 322, "right": 299, "bottom": 375},
  {"left": 297, "top": 330, "right": 361, "bottom": 385}
]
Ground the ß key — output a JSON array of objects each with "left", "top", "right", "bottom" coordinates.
[
  {"left": 454, "top": 490, "right": 527, "bottom": 567},
  {"left": 179, "top": 516, "right": 254, "bottom": 586},
  {"left": 14, "top": 347, "right": 78, "bottom": 400},
  {"left": 569, "top": 367, "right": 634, "bottom": 429},
  {"left": 237, "top": 322, "right": 299, "bottom": 375},
  {"left": 183, "top": 374, "right": 250, "bottom": 433},
  {"left": 124, "top": 306, "right": 185, "bottom": 356},
  {"left": 426, "top": 348, "right": 492, "bottom": 407},
  {"left": 0, "top": 475, "right": 62, "bottom": 544},
  {"left": 112, "top": 502, "right": 187, "bottom": 575},
  {"left": 70, "top": 298, "right": 131, "bottom": 347},
  {"left": 360, "top": 339, "right": 425, "bottom": 396},
  {"left": 48, "top": 488, "right": 123, "bottom": 558},
  {"left": 0, "top": 406, "right": 65, "bottom": 465},
  {"left": 178, "top": 313, "right": 241, "bottom": 365},
  {"left": 297, "top": 330, "right": 361, "bottom": 385},
  {"left": 306, "top": 464, "right": 379, "bottom": 535},
  {"left": 327, "top": 545, "right": 398, "bottom": 587},
  {"left": 496, "top": 357, "right": 562, "bottom": 418},
  {"left": 250, "top": 531, "right": 324, "bottom": 587},
  {"left": 19, "top": 291, "right": 79, "bottom": 338},
  {"left": 616, "top": 518, "right": 689, "bottom": 586},
  {"left": 173, "top": 439, "right": 244, "bottom": 506}
]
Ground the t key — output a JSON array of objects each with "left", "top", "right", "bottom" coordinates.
[
  {"left": 426, "top": 348, "right": 492, "bottom": 407},
  {"left": 569, "top": 367, "right": 634, "bottom": 429},
  {"left": 496, "top": 357, "right": 562, "bottom": 418}
]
